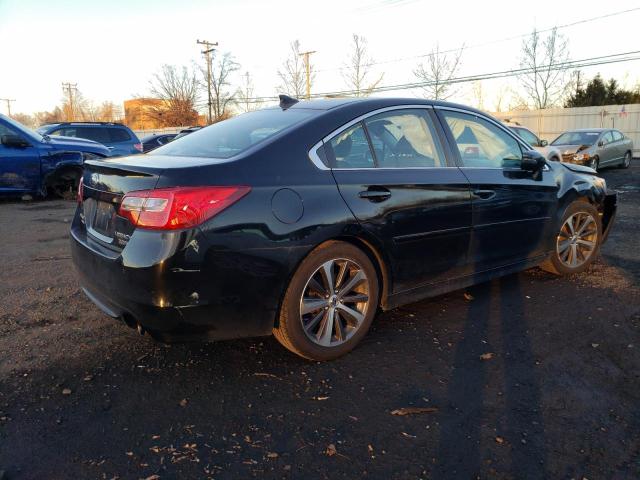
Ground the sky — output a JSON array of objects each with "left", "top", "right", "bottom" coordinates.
[{"left": 0, "top": 0, "right": 639, "bottom": 116}]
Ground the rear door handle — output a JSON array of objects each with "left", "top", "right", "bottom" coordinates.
[
  {"left": 358, "top": 187, "right": 391, "bottom": 202},
  {"left": 473, "top": 189, "right": 496, "bottom": 200}
]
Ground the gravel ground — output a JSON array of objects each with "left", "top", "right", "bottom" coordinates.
[{"left": 0, "top": 163, "right": 639, "bottom": 479}]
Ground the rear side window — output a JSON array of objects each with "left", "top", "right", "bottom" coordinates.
[
  {"left": 328, "top": 123, "right": 375, "bottom": 168},
  {"left": 75, "top": 127, "right": 110, "bottom": 144},
  {"left": 364, "top": 109, "right": 445, "bottom": 168},
  {"left": 109, "top": 128, "right": 132, "bottom": 142},
  {"left": 612, "top": 130, "right": 623, "bottom": 141},
  {"left": 151, "top": 109, "right": 314, "bottom": 158}
]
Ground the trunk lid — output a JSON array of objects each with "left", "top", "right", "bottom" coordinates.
[{"left": 80, "top": 157, "right": 164, "bottom": 250}]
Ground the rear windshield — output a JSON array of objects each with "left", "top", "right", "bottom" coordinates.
[
  {"left": 552, "top": 131, "right": 600, "bottom": 146},
  {"left": 150, "top": 108, "right": 314, "bottom": 158}
]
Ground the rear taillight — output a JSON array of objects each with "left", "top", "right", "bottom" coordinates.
[
  {"left": 77, "top": 176, "right": 84, "bottom": 204},
  {"left": 119, "top": 186, "right": 250, "bottom": 230},
  {"left": 134, "top": 143, "right": 143, "bottom": 153}
]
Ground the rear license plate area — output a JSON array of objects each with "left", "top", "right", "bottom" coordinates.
[{"left": 84, "top": 198, "right": 116, "bottom": 243}]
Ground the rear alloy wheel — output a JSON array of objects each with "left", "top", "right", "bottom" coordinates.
[
  {"left": 621, "top": 151, "right": 631, "bottom": 169},
  {"left": 540, "top": 201, "right": 601, "bottom": 275},
  {"left": 274, "top": 241, "right": 379, "bottom": 361}
]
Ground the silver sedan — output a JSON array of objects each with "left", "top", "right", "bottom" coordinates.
[{"left": 551, "top": 128, "right": 633, "bottom": 171}]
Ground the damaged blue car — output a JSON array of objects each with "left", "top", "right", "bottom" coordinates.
[{"left": 0, "top": 114, "right": 110, "bottom": 197}]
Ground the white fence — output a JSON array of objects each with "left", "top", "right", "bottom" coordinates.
[
  {"left": 493, "top": 104, "right": 640, "bottom": 156},
  {"left": 133, "top": 126, "right": 188, "bottom": 139}
]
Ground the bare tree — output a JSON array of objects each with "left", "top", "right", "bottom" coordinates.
[
  {"left": 277, "top": 40, "right": 311, "bottom": 98},
  {"left": 147, "top": 65, "right": 200, "bottom": 127},
  {"left": 518, "top": 28, "right": 571, "bottom": 109},
  {"left": 97, "top": 101, "right": 123, "bottom": 122},
  {"left": 11, "top": 113, "right": 35, "bottom": 128},
  {"left": 200, "top": 52, "right": 240, "bottom": 122},
  {"left": 413, "top": 44, "right": 464, "bottom": 100},
  {"left": 342, "top": 34, "right": 383, "bottom": 96},
  {"left": 34, "top": 108, "right": 64, "bottom": 126},
  {"left": 236, "top": 71, "right": 261, "bottom": 113}
]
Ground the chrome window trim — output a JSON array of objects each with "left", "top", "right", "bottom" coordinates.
[{"left": 308, "top": 105, "right": 437, "bottom": 171}]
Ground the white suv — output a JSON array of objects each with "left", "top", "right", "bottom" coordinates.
[{"left": 502, "top": 120, "right": 561, "bottom": 162}]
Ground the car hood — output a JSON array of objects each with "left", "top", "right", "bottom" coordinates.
[
  {"left": 553, "top": 144, "right": 592, "bottom": 155},
  {"left": 560, "top": 162, "right": 597, "bottom": 175}
]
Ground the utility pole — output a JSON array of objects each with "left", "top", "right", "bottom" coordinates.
[
  {"left": 299, "top": 50, "right": 316, "bottom": 100},
  {"left": 61, "top": 82, "right": 78, "bottom": 121},
  {"left": 0, "top": 98, "right": 16, "bottom": 117},
  {"left": 197, "top": 39, "right": 218, "bottom": 124}
]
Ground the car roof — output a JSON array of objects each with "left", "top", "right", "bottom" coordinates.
[
  {"left": 141, "top": 133, "right": 175, "bottom": 142},
  {"left": 41, "top": 122, "right": 128, "bottom": 128},
  {"left": 564, "top": 128, "right": 608, "bottom": 133},
  {"left": 270, "top": 97, "right": 491, "bottom": 118}
]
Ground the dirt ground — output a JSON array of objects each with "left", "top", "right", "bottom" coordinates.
[{"left": 0, "top": 163, "right": 639, "bottom": 480}]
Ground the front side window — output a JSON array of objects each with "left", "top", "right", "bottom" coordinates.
[
  {"left": 328, "top": 123, "right": 375, "bottom": 168},
  {"left": 364, "top": 109, "right": 445, "bottom": 168},
  {"left": 0, "top": 122, "right": 18, "bottom": 138},
  {"left": 601, "top": 131, "right": 614, "bottom": 145},
  {"left": 442, "top": 111, "right": 522, "bottom": 168}
]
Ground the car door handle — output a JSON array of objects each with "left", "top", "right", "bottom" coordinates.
[
  {"left": 473, "top": 189, "right": 496, "bottom": 200},
  {"left": 106, "top": 146, "right": 115, "bottom": 150},
  {"left": 358, "top": 187, "right": 391, "bottom": 202}
]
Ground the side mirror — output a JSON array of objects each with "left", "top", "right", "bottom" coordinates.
[
  {"left": 539, "top": 139, "right": 548, "bottom": 147},
  {"left": 1, "top": 134, "right": 30, "bottom": 148},
  {"left": 597, "top": 140, "right": 604, "bottom": 147},
  {"left": 521, "top": 149, "right": 546, "bottom": 174}
]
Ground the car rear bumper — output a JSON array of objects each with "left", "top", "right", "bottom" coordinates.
[{"left": 70, "top": 214, "right": 282, "bottom": 342}]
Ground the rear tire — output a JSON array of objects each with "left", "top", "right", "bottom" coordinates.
[
  {"left": 621, "top": 151, "right": 631, "bottom": 169},
  {"left": 540, "top": 201, "right": 601, "bottom": 275},
  {"left": 273, "top": 241, "right": 379, "bottom": 361}
]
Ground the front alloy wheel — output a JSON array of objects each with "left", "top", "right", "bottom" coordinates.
[
  {"left": 540, "top": 201, "right": 602, "bottom": 275},
  {"left": 556, "top": 212, "right": 598, "bottom": 269},
  {"left": 274, "top": 241, "right": 379, "bottom": 361}
]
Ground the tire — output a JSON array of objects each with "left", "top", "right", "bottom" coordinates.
[
  {"left": 620, "top": 151, "right": 632, "bottom": 169},
  {"left": 540, "top": 201, "right": 602, "bottom": 275},
  {"left": 47, "top": 168, "right": 81, "bottom": 199},
  {"left": 273, "top": 241, "right": 380, "bottom": 361},
  {"left": 590, "top": 156, "right": 599, "bottom": 171}
]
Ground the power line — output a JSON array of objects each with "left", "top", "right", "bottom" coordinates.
[
  {"left": 61, "top": 82, "right": 78, "bottom": 121},
  {"left": 237, "top": 50, "right": 640, "bottom": 103},
  {"left": 314, "top": 6, "right": 640, "bottom": 73}
]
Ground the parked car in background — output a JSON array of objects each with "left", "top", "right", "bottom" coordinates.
[
  {"left": 0, "top": 114, "right": 109, "bottom": 197},
  {"left": 551, "top": 128, "right": 633, "bottom": 171},
  {"left": 71, "top": 97, "right": 616, "bottom": 361},
  {"left": 502, "top": 120, "right": 562, "bottom": 162},
  {"left": 141, "top": 133, "right": 177, "bottom": 153},
  {"left": 37, "top": 122, "right": 142, "bottom": 157},
  {"left": 172, "top": 126, "right": 202, "bottom": 141}
]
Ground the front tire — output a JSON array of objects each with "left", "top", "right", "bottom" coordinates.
[
  {"left": 540, "top": 201, "right": 602, "bottom": 275},
  {"left": 590, "top": 156, "right": 600, "bottom": 171},
  {"left": 273, "top": 241, "right": 379, "bottom": 361}
]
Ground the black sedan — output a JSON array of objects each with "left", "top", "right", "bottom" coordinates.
[
  {"left": 70, "top": 97, "right": 617, "bottom": 361},
  {"left": 140, "top": 133, "right": 177, "bottom": 153}
]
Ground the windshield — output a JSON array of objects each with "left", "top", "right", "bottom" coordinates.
[
  {"left": 1, "top": 114, "right": 43, "bottom": 142},
  {"left": 510, "top": 127, "right": 538, "bottom": 147},
  {"left": 151, "top": 108, "right": 315, "bottom": 158},
  {"left": 552, "top": 131, "right": 600, "bottom": 146}
]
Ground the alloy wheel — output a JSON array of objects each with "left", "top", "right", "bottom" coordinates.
[
  {"left": 556, "top": 212, "right": 598, "bottom": 268},
  {"left": 624, "top": 152, "right": 631, "bottom": 168},
  {"left": 299, "top": 258, "right": 370, "bottom": 347}
]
